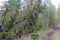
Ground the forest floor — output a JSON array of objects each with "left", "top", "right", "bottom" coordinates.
[
  {"left": 37, "top": 27, "right": 60, "bottom": 40},
  {"left": 14, "top": 27, "right": 60, "bottom": 40}
]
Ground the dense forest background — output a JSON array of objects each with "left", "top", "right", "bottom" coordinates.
[{"left": 0, "top": 0, "right": 59, "bottom": 40}]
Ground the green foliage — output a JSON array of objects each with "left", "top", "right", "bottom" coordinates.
[
  {"left": 31, "top": 33, "right": 39, "bottom": 40},
  {"left": 0, "top": 33, "right": 3, "bottom": 39},
  {"left": 0, "top": 0, "right": 56, "bottom": 39}
]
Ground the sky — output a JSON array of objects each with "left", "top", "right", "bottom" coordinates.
[
  {"left": 0, "top": 0, "right": 60, "bottom": 8},
  {"left": 0, "top": 0, "right": 8, "bottom": 7},
  {"left": 51, "top": 0, "right": 60, "bottom": 8}
]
